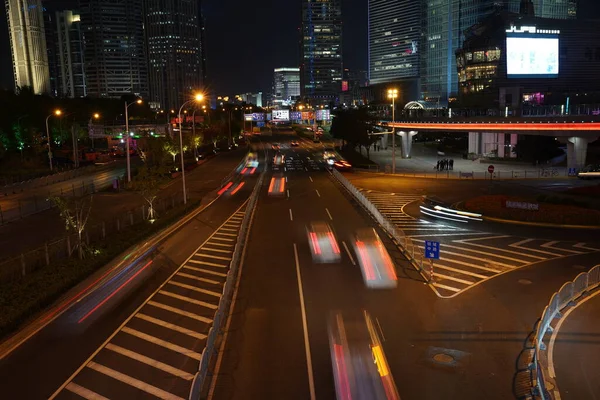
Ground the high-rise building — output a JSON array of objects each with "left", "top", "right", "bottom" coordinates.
[
  {"left": 273, "top": 67, "right": 300, "bottom": 107},
  {"left": 507, "top": 0, "right": 577, "bottom": 19},
  {"left": 79, "top": 0, "right": 148, "bottom": 98},
  {"left": 145, "top": 0, "right": 205, "bottom": 111},
  {"left": 368, "top": 0, "right": 420, "bottom": 84},
  {"left": 54, "top": 10, "right": 86, "bottom": 98},
  {"left": 300, "top": 0, "right": 343, "bottom": 105},
  {"left": 5, "top": 0, "right": 51, "bottom": 94}
]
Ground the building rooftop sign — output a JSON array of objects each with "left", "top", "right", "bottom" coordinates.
[{"left": 506, "top": 25, "right": 560, "bottom": 35}]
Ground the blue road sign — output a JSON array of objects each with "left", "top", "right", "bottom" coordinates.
[{"left": 425, "top": 241, "right": 440, "bottom": 259}]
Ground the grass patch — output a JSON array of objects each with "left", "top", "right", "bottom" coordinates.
[
  {"left": 0, "top": 200, "right": 200, "bottom": 339},
  {"left": 464, "top": 195, "right": 600, "bottom": 226},
  {"left": 338, "top": 147, "right": 379, "bottom": 168}
]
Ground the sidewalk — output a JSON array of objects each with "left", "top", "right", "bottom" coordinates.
[{"left": 0, "top": 150, "right": 246, "bottom": 261}]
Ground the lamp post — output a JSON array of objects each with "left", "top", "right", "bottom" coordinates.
[
  {"left": 178, "top": 93, "right": 204, "bottom": 204},
  {"left": 124, "top": 99, "right": 142, "bottom": 182},
  {"left": 387, "top": 88, "right": 398, "bottom": 174},
  {"left": 45, "top": 109, "right": 62, "bottom": 171},
  {"left": 89, "top": 113, "right": 100, "bottom": 150}
]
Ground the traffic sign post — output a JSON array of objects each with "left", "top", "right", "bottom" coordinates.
[{"left": 424, "top": 240, "right": 440, "bottom": 283}]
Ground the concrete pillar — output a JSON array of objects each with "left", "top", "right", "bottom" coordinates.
[
  {"left": 567, "top": 136, "right": 590, "bottom": 169},
  {"left": 398, "top": 131, "right": 418, "bottom": 158},
  {"left": 381, "top": 131, "right": 389, "bottom": 149},
  {"left": 468, "top": 132, "right": 481, "bottom": 155},
  {"left": 509, "top": 134, "right": 518, "bottom": 158}
]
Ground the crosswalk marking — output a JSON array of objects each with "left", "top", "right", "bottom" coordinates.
[
  {"left": 86, "top": 362, "right": 186, "bottom": 400},
  {"left": 121, "top": 327, "right": 202, "bottom": 360},
  {"left": 65, "top": 382, "right": 109, "bottom": 400},
  {"left": 147, "top": 300, "right": 213, "bottom": 323},
  {"left": 168, "top": 280, "right": 222, "bottom": 298},
  {"left": 158, "top": 290, "right": 218, "bottom": 309},
  {"left": 183, "top": 265, "right": 227, "bottom": 277},
  {"left": 134, "top": 314, "right": 207, "bottom": 340},
  {"left": 105, "top": 343, "right": 195, "bottom": 380},
  {"left": 177, "top": 271, "right": 220, "bottom": 285}
]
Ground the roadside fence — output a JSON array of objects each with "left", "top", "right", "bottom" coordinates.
[
  {"left": 1, "top": 164, "right": 100, "bottom": 194},
  {"left": 331, "top": 168, "right": 429, "bottom": 279},
  {"left": 377, "top": 167, "right": 571, "bottom": 180},
  {"left": 0, "top": 191, "right": 187, "bottom": 284},
  {"left": 532, "top": 264, "right": 600, "bottom": 399},
  {"left": 188, "top": 172, "right": 264, "bottom": 400}
]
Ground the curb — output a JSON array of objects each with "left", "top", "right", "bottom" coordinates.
[{"left": 481, "top": 215, "right": 600, "bottom": 230}]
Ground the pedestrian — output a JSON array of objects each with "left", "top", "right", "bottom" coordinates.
[
  {"left": 435, "top": 160, "right": 440, "bottom": 171},
  {"left": 449, "top": 159, "right": 454, "bottom": 170}
]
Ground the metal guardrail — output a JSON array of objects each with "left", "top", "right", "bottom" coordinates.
[
  {"left": 188, "top": 171, "right": 265, "bottom": 400},
  {"left": 374, "top": 167, "right": 572, "bottom": 180},
  {"left": 1, "top": 164, "right": 100, "bottom": 193},
  {"left": 532, "top": 264, "right": 600, "bottom": 399},
  {"left": 330, "top": 168, "right": 430, "bottom": 279}
]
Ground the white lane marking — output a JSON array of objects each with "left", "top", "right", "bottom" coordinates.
[
  {"left": 205, "top": 242, "right": 233, "bottom": 247},
  {"left": 210, "top": 236, "right": 235, "bottom": 242},
  {"left": 176, "top": 272, "right": 220, "bottom": 285},
  {"left": 326, "top": 208, "right": 333, "bottom": 221},
  {"left": 158, "top": 290, "right": 218, "bottom": 309},
  {"left": 375, "top": 317, "right": 386, "bottom": 342},
  {"left": 410, "top": 232, "right": 488, "bottom": 238},
  {"left": 220, "top": 228, "right": 238, "bottom": 232},
  {"left": 432, "top": 263, "right": 488, "bottom": 279},
  {"left": 458, "top": 239, "right": 547, "bottom": 259},
  {"left": 201, "top": 247, "right": 232, "bottom": 254},
  {"left": 432, "top": 273, "right": 473, "bottom": 285},
  {"left": 287, "top": 189, "right": 290, "bottom": 198},
  {"left": 147, "top": 301, "right": 213, "bottom": 323},
  {"left": 541, "top": 241, "right": 583, "bottom": 254},
  {"left": 86, "top": 361, "right": 186, "bottom": 400},
  {"left": 121, "top": 327, "right": 202, "bottom": 360},
  {"left": 293, "top": 244, "right": 317, "bottom": 400},
  {"left": 429, "top": 256, "right": 502, "bottom": 273},
  {"left": 105, "top": 343, "right": 195, "bottom": 380},
  {"left": 183, "top": 265, "right": 227, "bottom": 277},
  {"left": 342, "top": 241, "right": 356, "bottom": 266},
  {"left": 168, "top": 281, "right": 222, "bottom": 298},
  {"left": 432, "top": 283, "right": 461, "bottom": 292},
  {"left": 187, "top": 259, "right": 228, "bottom": 268},
  {"left": 414, "top": 246, "right": 516, "bottom": 269},
  {"left": 548, "top": 289, "right": 600, "bottom": 380},
  {"left": 195, "top": 253, "right": 232, "bottom": 261},
  {"left": 285, "top": 176, "right": 288, "bottom": 182},
  {"left": 315, "top": 189, "right": 321, "bottom": 197},
  {"left": 65, "top": 382, "right": 109, "bottom": 400},
  {"left": 413, "top": 240, "right": 530, "bottom": 264},
  {"left": 574, "top": 243, "right": 600, "bottom": 251},
  {"left": 309, "top": 176, "right": 313, "bottom": 182},
  {"left": 289, "top": 209, "right": 294, "bottom": 221},
  {"left": 511, "top": 243, "right": 563, "bottom": 257},
  {"left": 512, "top": 238, "right": 534, "bottom": 247},
  {"left": 213, "top": 232, "right": 238, "bottom": 237},
  {"left": 135, "top": 313, "right": 207, "bottom": 340}
]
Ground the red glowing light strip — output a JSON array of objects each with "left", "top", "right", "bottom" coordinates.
[
  {"left": 388, "top": 122, "right": 600, "bottom": 131},
  {"left": 78, "top": 260, "right": 154, "bottom": 323},
  {"left": 328, "top": 232, "right": 340, "bottom": 254},
  {"left": 279, "top": 177, "right": 286, "bottom": 193},
  {"left": 377, "top": 242, "right": 397, "bottom": 280},
  {"left": 218, "top": 182, "right": 233, "bottom": 195},
  {"left": 334, "top": 344, "right": 352, "bottom": 400},
  {"left": 250, "top": 168, "right": 256, "bottom": 175},
  {"left": 268, "top": 178, "right": 276, "bottom": 193},
  {"left": 241, "top": 167, "right": 248, "bottom": 175},
  {"left": 310, "top": 232, "right": 322, "bottom": 255},
  {"left": 356, "top": 241, "right": 375, "bottom": 280},
  {"left": 230, "top": 181, "right": 245, "bottom": 195}
]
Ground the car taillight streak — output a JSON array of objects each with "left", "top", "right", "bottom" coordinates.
[
  {"left": 356, "top": 241, "right": 375, "bottom": 280},
  {"left": 310, "top": 232, "right": 322, "bottom": 255}
]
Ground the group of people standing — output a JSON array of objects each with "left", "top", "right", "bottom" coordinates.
[{"left": 435, "top": 158, "right": 454, "bottom": 171}]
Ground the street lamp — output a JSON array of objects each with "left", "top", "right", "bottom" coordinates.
[
  {"left": 45, "top": 109, "right": 62, "bottom": 171},
  {"left": 387, "top": 88, "right": 399, "bottom": 174},
  {"left": 124, "top": 99, "right": 143, "bottom": 182},
  {"left": 89, "top": 113, "right": 100, "bottom": 150},
  {"left": 178, "top": 93, "right": 204, "bottom": 204}
]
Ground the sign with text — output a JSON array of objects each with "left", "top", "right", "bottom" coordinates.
[
  {"left": 301, "top": 111, "right": 314, "bottom": 120},
  {"left": 505, "top": 200, "right": 539, "bottom": 211},
  {"left": 290, "top": 111, "right": 302, "bottom": 120},
  {"left": 424, "top": 241, "right": 440, "bottom": 259},
  {"left": 316, "top": 109, "right": 331, "bottom": 121},
  {"left": 272, "top": 109, "right": 290, "bottom": 121}
]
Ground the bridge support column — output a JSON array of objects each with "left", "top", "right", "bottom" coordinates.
[
  {"left": 468, "top": 132, "right": 481, "bottom": 155},
  {"left": 381, "top": 130, "right": 389, "bottom": 149},
  {"left": 567, "top": 136, "right": 595, "bottom": 169},
  {"left": 398, "top": 131, "right": 418, "bottom": 158}
]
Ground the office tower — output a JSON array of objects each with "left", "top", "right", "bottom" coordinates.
[
  {"left": 508, "top": 0, "right": 577, "bottom": 19},
  {"left": 54, "top": 10, "right": 86, "bottom": 98},
  {"left": 273, "top": 67, "right": 300, "bottom": 107},
  {"left": 368, "top": 0, "right": 420, "bottom": 84},
  {"left": 300, "top": 0, "right": 343, "bottom": 105},
  {"left": 145, "top": 0, "right": 205, "bottom": 111},
  {"left": 5, "top": 0, "right": 51, "bottom": 94},
  {"left": 79, "top": 0, "right": 148, "bottom": 98}
]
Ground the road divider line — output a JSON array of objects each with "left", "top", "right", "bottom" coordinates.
[
  {"left": 342, "top": 241, "right": 356, "bottom": 265},
  {"left": 87, "top": 361, "right": 186, "bottom": 400},
  {"left": 289, "top": 209, "right": 294, "bottom": 221},
  {"left": 309, "top": 176, "right": 313, "bottom": 182},
  {"left": 105, "top": 343, "right": 195, "bottom": 380},
  {"left": 66, "top": 382, "right": 109, "bottom": 400},
  {"left": 293, "top": 244, "right": 317, "bottom": 400},
  {"left": 315, "top": 189, "right": 321, "bottom": 197},
  {"left": 287, "top": 189, "right": 290, "bottom": 198},
  {"left": 158, "top": 290, "right": 218, "bottom": 309},
  {"left": 326, "top": 208, "right": 333, "bottom": 220}
]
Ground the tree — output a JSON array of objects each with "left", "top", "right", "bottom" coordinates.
[
  {"left": 128, "top": 165, "right": 166, "bottom": 220},
  {"left": 50, "top": 193, "right": 93, "bottom": 259},
  {"left": 163, "top": 138, "right": 180, "bottom": 165}
]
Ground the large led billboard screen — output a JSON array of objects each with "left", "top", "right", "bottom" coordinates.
[{"left": 506, "top": 36, "right": 559, "bottom": 78}]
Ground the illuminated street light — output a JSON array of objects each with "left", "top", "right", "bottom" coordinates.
[
  {"left": 124, "top": 98, "right": 142, "bottom": 182},
  {"left": 45, "top": 109, "right": 62, "bottom": 171},
  {"left": 178, "top": 93, "right": 205, "bottom": 204},
  {"left": 387, "top": 89, "right": 399, "bottom": 174}
]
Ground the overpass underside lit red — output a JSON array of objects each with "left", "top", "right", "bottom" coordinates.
[{"left": 386, "top": 121, "right": 600, "bottom": 132}]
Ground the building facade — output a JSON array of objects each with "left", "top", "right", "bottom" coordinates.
[
  {"left": 273, "top": 67, "right": 300, "bottom": 107},
  {"left": 55, "top": 10, "right": 86, "bottom": 98},
  {"left": 145, "top": 0, "right": 204, "bottom": 111},
  {"left": 368, "top": 0, "right": 420, "bottom": 85},
  {"left": 300, "top": 0, "right": 343, "bottom": 105},
  {"left": 5, "top": 0, "right": 51, "bottom": 94},
  {"left": 79, "top": 0, "right": 148, "bottom": 98}
]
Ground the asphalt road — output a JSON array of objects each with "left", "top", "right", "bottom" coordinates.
[
  {"left": 0, "top": 150, "right": 261, "bottom": 399},
  {"left": 553, "top": 289, "right": 600, "bottom": 399},
  {"left": 209, "top": 130, "right": 600, "bottom": 400}
]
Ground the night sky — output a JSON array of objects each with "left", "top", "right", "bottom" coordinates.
[{"left": 0, "top": 0, "right": 367, "bottom": 96}]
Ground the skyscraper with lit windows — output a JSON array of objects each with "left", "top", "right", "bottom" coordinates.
[{"left": 300, "top": 0, "right": 343, "bottom": 105}]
